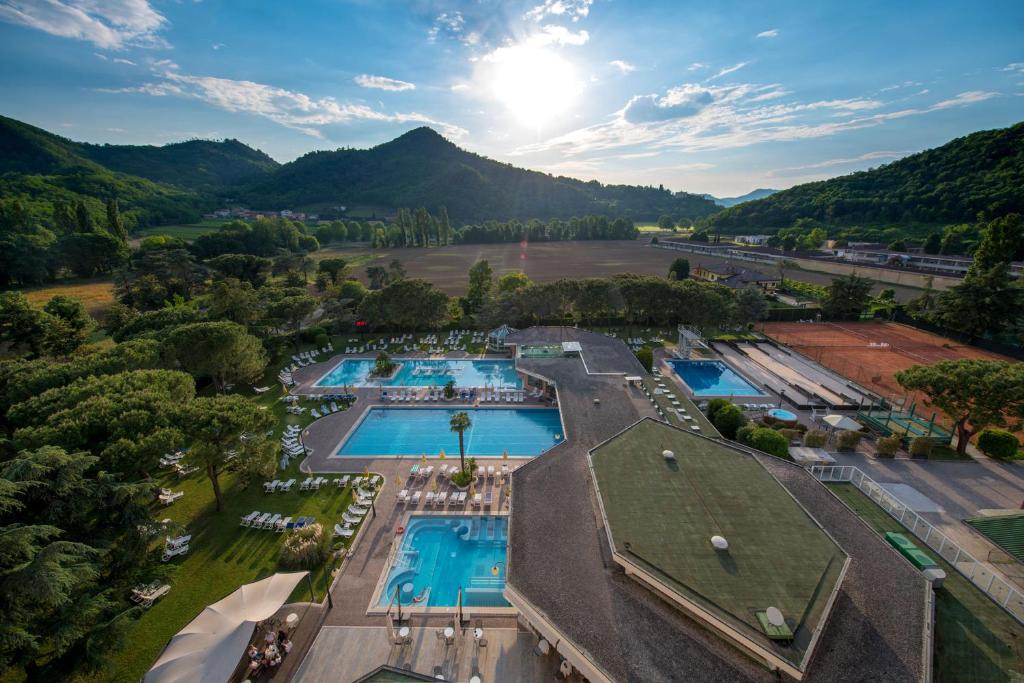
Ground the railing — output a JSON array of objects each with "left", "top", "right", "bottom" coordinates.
[{"left": 810, "top": 465, "right": 1024, "bottom": 624}]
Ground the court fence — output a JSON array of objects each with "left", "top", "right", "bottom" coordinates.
[{"left": 810, "top": 464, "right": 1024, "bottom": 625}]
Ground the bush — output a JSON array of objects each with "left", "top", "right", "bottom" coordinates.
[
  {"left": 735, "top": 424, "right": 756, "bottom": 445},
  {"left": 279, "top": 523, "right": 330, "bottom": 570},
  {"left": 713, "top": 404, "right": 747, "bottom": 439},
  {"left": 876, "top": 436, "right": 901, "bottom": 458},
  {"left": 635, "top": 347, "right": 653, "bottom": 372},
  {"left": 803, "top": 430, "right": 828, "bottom": 448},
  {"left": 836, "top": 430, "right": 863, "bottom": 451},
  {"left": 706, "top": 398, "right": 732, "bottom": 421},
  {"left": 909, "top": 437, "right": 933, "bottom": 458},
  {"left": 314, "top": 332, "right": 330, "bottom": 348},
  {"left": 748, "top": 427, "right": 789, "bottom": 458},
  {"left": 977, "top": 429, "right": 1021, "bottom": 460},
  {"left": 300, "top": 326, "right": 327, "bottom": 343},
  {"left": 779, "top": 428, "right": 803, "bottom": 444}
]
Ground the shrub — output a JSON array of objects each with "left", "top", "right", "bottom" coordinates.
[
  {"left": 977, "top": 429, "right": 1021, "bottom": 460},
  {"left": 300, "top": 325, "right": 326, "bottom": 343},
  {"left": 635, "top": 347, "right": 653, "bottom": 372},
  {"left": 876, "top": 436, "right": 901, "bottom": 458},
  {"left": 713, "top": 404, "right": 747, "bottom": 439},
  {"left": 909, "top": 437, "right": 933, "bottom": 458},
  {"left": 279, "top": 523, "right": 330, "bottom": 570},
  {"left": 779, "top": 428, "right": 803, "bottom": 444},
  {"left": 748, "top": 427, "right": 789, "bottom": 458},
  {"left": 836, "top": 430, "right": 863, "bottom": 451},
  {"left": 706, "top": 398, "right": 732, "bottom": 421},
  {"left": 735, "top": 424, "right": 756, "bottom": 445},
  {"left": 803, "top": 430, "right": 828, "bottom": 448}
]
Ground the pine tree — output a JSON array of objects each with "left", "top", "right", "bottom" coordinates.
[
  {"left": 438, "top": 206, "right": 451, "bottom": 245},
  {"left": 106, "top": 198, "right": 128, "bottom": 244},
  {"left": 74, "top": 200, "right": 93, "bottom": 233}
]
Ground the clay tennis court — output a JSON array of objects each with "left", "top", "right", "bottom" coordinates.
[{"left": 759, "top": 321, "right": 1014, "bottom": 414}]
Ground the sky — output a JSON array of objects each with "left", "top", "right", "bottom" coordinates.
[{"left": 0, "top": 0, "right": 1022, "bottom": 197}]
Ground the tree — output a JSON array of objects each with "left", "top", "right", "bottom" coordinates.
[
  {"left": 43, "top": 295, "right": 93, "bottom": 337},
  {"left": 205, "top": 278, "right": 260, "bottom": 326},
  {"left": 496, "top": 271, "right": 531, "bottom": 294},
  {"left": 733, "top": 287, "right": 768, "bottom": 325},
  {"left": 822, "top": 273, "right": 873, "bottom": 320},
  {"left": 356, "top": 279, "right": 448, "bottom": 330},
  {"left": 657, "top": 214, "right": 675, "bottom": 230},
  {"left": 635, "top": 347, "right": 653, "bottom": 372},
  {"left": 668, "top": 257, "right": 690, "bottom": 281},
  {"left": 317, "top": 258, "right": 347, "bottom": 284},
  {"left": 0, "top": 292, "right": 46, "bottom": 357},
  {"left": 437, "top": 206, "right": 452, "bottom": 245},
  {"left": 466, "top": 260, "right": 493, "bottom": 313},
  {"left": 265, "top": 294, "right": 317, "bottom": 349},
  {"left": 162, "top": 321, "right": 267, "bottom": 392},
  {"left": 74, "top": 200, "right": 93, "bottom": 233},
  {"left": 106, "top": 199, "right": 127, "bottom": 244},
  {"left": 712, "top": 403, "right": 747, "bottom": 439},
  {"left": 207, "top": 254, "right": 272, "bottom": 287},
  {"left": 896, "top": 360, "right": 1024, "bottom": 455},
  {"left": 180, "top": 395, "right": 274, "bottom": 511},
  {"left": 366, "top": 265, "right": 389, "bottom": 290},
  {"left": 449, "top": 411, "right": 472, "bottom": 474},
  {"left": 388, "top": 259, "right": 406, "bottom": 281},
  {"left": 922, "top": 232, "right": 942, "bottom": 254}
]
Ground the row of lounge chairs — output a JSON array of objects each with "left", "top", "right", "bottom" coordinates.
[
  {"left": 291, "top": 345, "right": 334, "bottom": 367},
  {"left": 240, "top": 512, "right": 317, "bottom": 532},
  {"left": 396, "top": 489, "right": 471, "bottom": 507},
  {"left": 281, "top": 425, "right": 303, "bottom": 459},
  {"left": 309, "top": 401, "right": 343, "bottom": 419},
  {"left": 741, "top": 403, "right": 777, "bottom": 411}
]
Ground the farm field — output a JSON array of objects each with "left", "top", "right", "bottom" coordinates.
[
  {"left": 19, "top": 278, "right": 116, "bottom": 316},
  {"left": 131, "top": 219, "right": 227, "bottom": 243},
  {"left": 760, "top": 321, "right": 1017, "bottom": 427},
  {"left": 317, "top": 241, "right": 923, "bottom": 300}
]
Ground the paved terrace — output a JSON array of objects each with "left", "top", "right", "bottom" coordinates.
[{"left": 507, "top": 327, "right": 931, "bottom": 682}]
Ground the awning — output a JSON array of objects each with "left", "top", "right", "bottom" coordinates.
[
  {"left": 822, "top": 414, "right": 862, "bottom": 431},
  {"left": 144, "top": 571, "right": 309, "bottom": 683}
]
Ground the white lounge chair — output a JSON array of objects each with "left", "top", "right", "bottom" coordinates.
[
  {"left": 264, "top": 480, "right": 281, "bottom": 493},
  {"left": 161, "top": 544, "right": 189, "bottom": 562},
  {"left": 334, "top": 524, "right": 354, "bottom": 538},
  {"left": 435, "top": 491, "right": 447, "bottom": 507},
  {"left": 409, "top": 491, "right": 421, "bottom": 505},
  {"left": 240, "top": 510, "right": 260, "bottom": 527},
  {"left": 264, "top": 513, "right": 282, "bottom": 529},
  {"left": 299, "top": 477, "right": 314, "bottom": 491},
  {"left": 278, "top": 478, "right": 296, "bottom": 492},
  {"left": 342, "top": 512, "right": 363, "bottom": 525},
  {"left": 276, "top": 516, "right": 291, "bottom": 532}
]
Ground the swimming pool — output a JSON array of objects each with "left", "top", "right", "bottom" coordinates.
[
  {"left": 336, "top": 407, "right": 563, "bottom": 457},
  {"left": 316, "top": 358, "right": 521, "bottom": 388},
  {"left": 667, "top": 359, "right": 762, "bottom": 397},
  {"left": 378, "top": 515, "right": 509, "bottom": 608}
]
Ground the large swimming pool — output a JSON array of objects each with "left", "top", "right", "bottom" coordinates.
[
  {"left": 378, "top": 515, "right": 509, "bottom": 609},
  {"left": 667, "top": 359, "right": 762, "bottom": 397},
  {"left": 316, "top": 358, "right": 521, "bottom": 388},
  {"left": 336, "top": 407, "right": 563, "bottom": 457}
]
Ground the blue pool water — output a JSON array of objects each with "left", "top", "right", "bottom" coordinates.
[
  {"left": 667, "top": 359, "right": 762, "bottom": 397},
  {"left": 336, "top": 407, "right": 563, "bottom": 457},
  {"left": 768, "top": 408, "right": 798, "bottom": 421},
  {"left": 316, "top": 358, "right": 521, "bottom": 388},
  {"left": 378, "top": 515, "right": 509, "bottom": 608}
]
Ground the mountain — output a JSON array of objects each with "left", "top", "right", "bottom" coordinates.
[
  {"left": 705, "top": 122, "right": 1024, "bottom": 231},
  {"left": 238, "top": 127, "right": 719, "bottom": 223},
  {"left": 709, "top": 188, "right": 778, "bottom": 207},
  {"left": 0, "top": 115, "right": 209, "bottom": 227},
  {"left": 76, "top": 138, "right": 279, "bottom": 190}
]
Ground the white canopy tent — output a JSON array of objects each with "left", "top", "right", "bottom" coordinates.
[
  {"left": 821, "top": 414, "right": 862, "bottom": 431},
  {"left": 144, "top": 571, "right": 309, "bottom": 683}
]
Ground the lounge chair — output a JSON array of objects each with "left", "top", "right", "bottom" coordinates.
[
  {"left": 334, "top": 524, "right": 354, "bottom": 538},
  {"left": 396, "top": 489, "right": 409, "bottom": 504},
  {"left": 483, "top": 491, "right": 493, "bottom": 507},
  {"left": 278, "top": 478, "right": 296, "bottom": 492},
  {"left": 425, "top": 491, "right": 436, "bottom": 506},
  {"left": 342, "top": 512, "right": 362, "bottom": 525},
  {"left": 276, "top": 516, "right": 291, "bottom": 532},
  {"left": 409, "top": 491, "right": 421, "bottom": 505},
  {"left": 337, "top": 475, "right": 350, "bottom": 488},
  {"left": 159, "top": 490, "right": 184, "bottom": 505},
  {"left": 299, "top": 477, "right": 314, "bottom": 491},
  {"left": 161, "top": 543, "right": 189, "bottom": 562},
  {"left": 264, "top": 514, "right": 281, "bottom": 530},
  {"left": 240, "top": 510, "right": 260, "bottom": 527},
  {"left": 347, "top": 504, "right": 368, "bottom": 516},
  {"left": 310, "top": 409, "right": 321, "bottom": 418},
  {"left": 471, "top": 493, "right": 482, "bottom": 508},
  {"left": 435, "top": 491, "right": 447, "bottom": 507},
  {"left": 264, "top": 480, "right": 281, "bottom": 493}
]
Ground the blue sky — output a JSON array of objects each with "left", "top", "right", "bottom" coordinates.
[{"left": 0, "top": 0, "right": 1022, "bottom": 196}]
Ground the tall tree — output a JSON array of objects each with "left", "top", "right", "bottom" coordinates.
[
  {"left": 466, "top": 259, "right": 494, "bottom": 313},
  {"left": 733, "top": 287, "right": 769, "bottom": 325},
  {"left": 449, "top": 411, "right": 472, "bottom": 473},
  {"left": 161, "top": 321, "right": 267, "bottom": 392},
  {"left": 822, "top": 273, "right": 873, "bottom": 320},
  {"left": 896, "top": 360, "right": 1024, "bottom": 455},
  {"left": 74, "top": 200, "right": 93, "bottom": 233},
  {"left": 105, "top": 198, "right": 127, "bottom": 244},
  {"left": 180, "top": 395, "right": 274, "bottom": 511},
  {"left": 437, "top": 206, "right": 452, "bottom": 246},
  {"left": 668, "top": 257, "right": 690, "bottom": 280}
]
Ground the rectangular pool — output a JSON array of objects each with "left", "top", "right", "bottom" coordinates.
[
  {"left": 378, "top": 515, "right": 509, "bottom": 608},
  {"left": 667, "top": 359, "right": 762, "bottom": 397},
  {"left": 336, "top": 407, "right": 563, "bottom": 457},
  {"left": 316, "top": 358, "right": 521, "bottom": 388}
]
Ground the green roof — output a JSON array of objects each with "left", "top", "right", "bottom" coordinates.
[
  {"left": 588, "top": 418, "right": 847, "bottom": 668},
  {"left": 966, "top": 513, "right": 1024, "bottom": 562}
]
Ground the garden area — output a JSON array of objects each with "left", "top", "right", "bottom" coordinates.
[{"left": 826, "top": 483, "right": 1024, "bottom": 683}]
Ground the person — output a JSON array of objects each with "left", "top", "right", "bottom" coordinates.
[
  {"left": 283, "top": 639, "right": 293, "bottom": 654},
  {"left": 247, "top": 644, "right": 259, "bottom": 659},
  {"left": 278, "top": 629, "right": 287, "bottom": 645}
]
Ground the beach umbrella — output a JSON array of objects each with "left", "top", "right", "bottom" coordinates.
[
  {"left": 502, "top": 449, "right": 509, "bottom": 461},
  {"left": 420, "top": 453, "right": 428, "bottom": 466},
  {"left": 822, "top": 414, "right": 861, "bottom": 431},
  {"left": 362, "top": 465, "right": 370, "bottom": 478},
  {"left": 439, "top": 449, "right": 446, "bottom": 460}
]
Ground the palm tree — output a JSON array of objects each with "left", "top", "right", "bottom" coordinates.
[{"left": 449, "top": 411, "right": 472, "bottom": 473}]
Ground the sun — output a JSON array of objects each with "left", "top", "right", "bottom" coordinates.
[{"left": 483, "top": 44, "right": 582, "bottom": 128}]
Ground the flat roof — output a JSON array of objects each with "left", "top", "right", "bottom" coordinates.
[{"left": 588, "top": 419, "right": 847, "bottom": 671}]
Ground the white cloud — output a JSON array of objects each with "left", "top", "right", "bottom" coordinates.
[
  {"left": 212, "top": 42, "right": 225, "bottom": 50},
  {"left": 525, "top": 0, "right": 593, "bottom": 23},
  {"left": 512, "top": 80, "right": 1001, "bottom": 159},
  {"left": 772, "top": 150, "right": 912, "bottom": 175},
  {"left": 706, "top": 61, "right": 749, "bottom": 81},
  {"left": 0, "top": 0, "right": 168, "bottom": 49},
  {"left": 450, "top": 83, "right": 471, "bottom": 92},
  {"left": 354, "top": 74, "right": 416, "bottom": 92},
  {"left": 428, "top": 11, "right": 477, "bottom": 45},
  {"left": 528, "top": 24, "right": 589, "bottom": 47},
  {"left": 756, "top": 29, "right": 779, "bottom": 38},
  {"left": 112, "top": 57, "right": 135, "bottom": 65},
  {"left": 1002, "top": 63, "right": 1024, "bottom": 74},
  {"left": 609, "top": 60, "right": 635, "bottom": 74},
  {"left": 102, "top": 63, "right": 466, "bottom": 140},
  {"left": 688, "top": 63, "right": 707, "bottom": 71}
]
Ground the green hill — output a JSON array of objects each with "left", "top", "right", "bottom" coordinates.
[
  {"left": 238, "top": 127, "right": 718, "bottom": 223},
  {"left": 705, "top": 122, "right": 1024, "bottom": 231}
]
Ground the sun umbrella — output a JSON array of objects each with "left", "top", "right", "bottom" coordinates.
[
  {"left": 420, "top": 453, "right": 428, "bottom": 466},
  {"left": 144, "top": 572, "right": 308, "bottom": 683},
  {"left": 502, "top": 449, "right": 509, "bottom": 461},
  {"left": 439, "top": 449, "right": 446, "bottom": 459},
  {"left": 822, "top": 414, "right": 862, "bottom": 431}
]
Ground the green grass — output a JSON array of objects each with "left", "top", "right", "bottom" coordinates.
[
  {"left": 825, "top": 483, "right": 1024, "bottom": 683},
  {"left": 133, "top": 219, "right": 226, "bottom": 241},
  {"left": 591, "top": 420, "right": 846, "bottom": 665},
  {"left": 927, "top": 444, "right": 976, "bottom": 461}
]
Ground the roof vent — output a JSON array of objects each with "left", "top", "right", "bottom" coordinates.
[
  {"left": 766, "top": 606, "right": 785, "bottom": 627},
  {"left": 662, "top": 450, "right": 676, "bottom": 461},
  {"left": 711, "top": 535, "right": 729, "bottom": 550}
]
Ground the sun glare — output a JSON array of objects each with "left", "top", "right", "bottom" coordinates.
[{"left": 484, "top": 44, "right": 582, "bottom": 128}]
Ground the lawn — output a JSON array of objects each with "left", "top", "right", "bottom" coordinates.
[
  {"left": 133, "top": 219, "right": 226, "bottom": 241},
  {"left": 18, "top": 278, "right": 115, "bottom": 317},
  {"left": 825, "top": 483, "right": 1024, "bottom": 683}
]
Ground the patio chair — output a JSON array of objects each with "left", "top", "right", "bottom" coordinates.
[
  {"left": 279, "top": 479, "right": 296, "bottom": 492},
  {"left": 435, "top": 491, "right": 448, "bottom": 507},
  {"left": 334, "top": 524, "right": 354, "bottom": 538},
  {"left": 299, "top": 477, "right": 314, "bottom": 491},
  {"left": 276, "top": 516, "right": 291, "bottom": 532},
  {"left": 264, "top": 514, "right": 281, "bottom": 530},
  {"left": 161, "top": 543, "right": 189, "bottom": 562},
  {"left": 342, "top": 512, "right": 362, "bottom": 525},
  {"left": 264, "top": 480, "right": 281, "bottom": 493},
  {"left": 240, "top": 510, "right": 260, "bottom": 527},
  {"left": 410, "top": 491, "right": 421, "bottom": 505},
  {"left": 425, "top": 491, "right": 436, "bottom": 506},
  {"left": 338, "top": 475, "right": 350, "bottom": 488}
]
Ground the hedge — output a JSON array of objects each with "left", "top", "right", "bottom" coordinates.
[{"left": 977, "top": 429, "right": 1021, "bottom": 460}]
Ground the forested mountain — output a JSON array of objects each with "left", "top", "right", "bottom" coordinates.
[
  {"left": 705, "top": 122, "right": 1024, "bottom": 230},
  {"left": 0, "top": 116, "right": 208, "bottom": 227},
  {"left": 78, "top": 138, "right": 279, "bottom": 190},
  {"left": 239, "top": 127, "right": 718, "bottom": 222}
]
